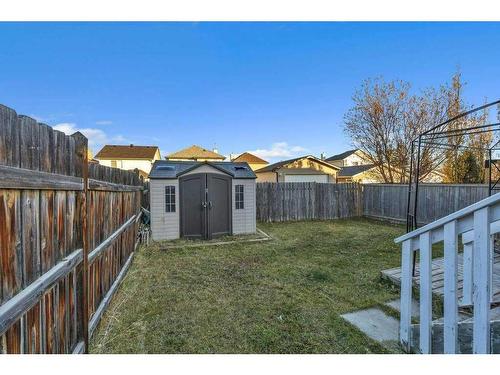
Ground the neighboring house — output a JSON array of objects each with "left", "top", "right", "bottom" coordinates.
[
  {"left": 231, "top": 152, "right": 269, "bottom": 171},
  {"left": 166, "top": 145, "right": 226, "bottom": 161},
  {"left": 255, "top": 155, "right": 340, "bottom": 183},
  {"left": 331, "top": 155, "right": 445, "bottom": 184},
  {"left": 337, "top": 164, "right": 446, "bottom": 183},
  {"left": 325, "top": 149, "right": 370, "bottom": 168},
  {"left": 323, "top": 149, "right": 377, "bottom": 183},
  {"left": 326, "top": 149, "right": 448, "bottom": 183},
  {"left": 94, "top": 144, "right": 161, "bottom": 175},
  {"left": 336, "top": 164, "right": 380, "bottom": 183}
]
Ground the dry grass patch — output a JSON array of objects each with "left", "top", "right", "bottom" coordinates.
[{"left": 91, "top": 218, "right": 405, "bottom": 353}]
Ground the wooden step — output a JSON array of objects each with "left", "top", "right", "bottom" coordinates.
[{"left": 410, "top": 318, "right": 500, "bottom": 353}]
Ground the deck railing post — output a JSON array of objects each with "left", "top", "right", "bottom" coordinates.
[
  {"left": 400, "top": 239, "right": 414, "bottom": 351},
  {"left": 473, "top": 206, "right": 491, "bottom": 354},
  {"left": 444, "top": 220, "right": 458, "bottom": 353},
  {"left": 491, "top": 236, "right": 495, "bottom": 303},
  {"left": 419, "top": 231, "right": 432, "bottom": 354},
  {"left": 461, "top": 238, "right": 473, "bottom": 306}
]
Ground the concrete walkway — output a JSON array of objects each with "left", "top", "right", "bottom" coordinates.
[{"left": 341, "top": 308, "right": 399, "bottom": 349}]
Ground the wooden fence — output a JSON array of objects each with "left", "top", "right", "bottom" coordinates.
[
  {"left": 256, "top": 182, "right": 491, "bottom": 225},
  {"left": 362, "top": 183, "right": 489, "bottom": 225},
  {"left": 0, "top": 104, "right": 143, "bottom": 354},
  {"left": 256, "top": 182, "right": 361, "bottom": 222}
]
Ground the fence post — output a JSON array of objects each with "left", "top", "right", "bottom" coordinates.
[
  {"left": 72, "top": 132, "right": 89, "bottom": 354},
  {"left": 358, "top": 183, "right": 363, "bottom": 217}
]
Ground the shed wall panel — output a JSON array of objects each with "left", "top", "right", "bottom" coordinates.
[
  {"left": 232, "top": 179, "right": 256, "bottom": 235},
  {"left": 150, "top": 179, "right": 180, "bottom": 240}
]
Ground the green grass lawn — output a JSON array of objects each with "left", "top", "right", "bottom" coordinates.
[{"left": 90, "top": 218, "right": 405, "bottom": 354}]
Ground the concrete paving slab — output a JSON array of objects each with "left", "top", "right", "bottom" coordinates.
[{"left": 341, "top": 307, "right": 399, "bottom": 343}]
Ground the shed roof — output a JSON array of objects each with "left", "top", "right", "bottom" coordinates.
[
  {"left": 255, "top": 155, "right": 340, "bottom": 173},
  {"left": 95, "top": 145, "right": 159, "bottom": 160},
  {"left": 325, "top": 149, "right": 359, "bottom": 162},
  {"left": 166, "top": 145, "right": 226, "bottom": 160},
  {"left": 149, "top": 160, "right": 256, "bottom": 179},
  {"left": 232, "top": 152, "right": 268, "bottom": 164},
  {"left": 338, "top": 164, "right": 376, "bottom": 177}
]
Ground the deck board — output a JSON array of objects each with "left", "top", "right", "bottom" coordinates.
[{"left": 382, "top": 254, "right": 500, "bottom": 304}]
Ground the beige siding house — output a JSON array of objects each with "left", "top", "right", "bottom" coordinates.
[
  {"left": 95, "top": 144, "right": 161, "bottom": 176},
  {"left": 327, "top": 149, "right": 445, "bottom": 183},
  {"left": 336, "top": 164, "right": 380, "bottom": 183},
  {"left": 255, "top": 155, "right": 340, "bottom": 183},
  {"left": 327, "top": 149, "right": 384, "bottom": 183}
]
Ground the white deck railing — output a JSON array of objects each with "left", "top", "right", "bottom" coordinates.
[{"left": 395, "top": 192, "right": 500, "bottom": 354}]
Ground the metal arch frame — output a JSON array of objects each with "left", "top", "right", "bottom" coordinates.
[{"left": 407, "top": 100, "right": 500, "bottom": 234}]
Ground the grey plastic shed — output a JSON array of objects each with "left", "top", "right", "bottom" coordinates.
[{"left": 149, "top": 160, "right": 257, "bottom": 240}]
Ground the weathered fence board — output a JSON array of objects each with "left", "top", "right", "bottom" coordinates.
[
  {"left": 256, "top": 182, "right": 361, "bottom": 222},
  {"left": 0, "top": 165, "right": 84, "bottom": 190},
  {"left": 0, "top": 104, "right": 144, "bottom": 354}
]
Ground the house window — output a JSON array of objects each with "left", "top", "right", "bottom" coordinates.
[
  {"left": 165, "top": 186, "right": 176, "bottom": 213},
  {"left": 111, "top": 160, "right": 117, "bottom": 168},
  {"left": 235, "top": 185, "right": 244, "bottom": 209}
]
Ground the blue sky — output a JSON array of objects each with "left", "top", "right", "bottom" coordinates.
[{"left": 1, "top": 22, "right": 499, "bottom": 162}]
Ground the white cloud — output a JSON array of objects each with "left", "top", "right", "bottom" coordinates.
[
  {"left": 95, "top": 120, "right": 113, "bottom": 125},
  {"left": 249, "top": 142, "right": 308, "bottom": 161},
  {"left": 53, "top": 122, "right": 128, "bottom": 153},
  {"left": 111, "top": 134, "right": 130, "bottom": 143}
]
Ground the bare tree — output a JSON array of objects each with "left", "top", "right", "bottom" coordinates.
[
  {"left": 441, "top": 74, "right": 491, "bottom": 183},
  {"left": 343, "top": 73, "right": 472, "bottom": 183}
]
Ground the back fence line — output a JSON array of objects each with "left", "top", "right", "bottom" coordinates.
[
  {"left": 256, "top": 182, "right": 490, "bottom": 225},
  {"left": 256, "top": 182, "right": 362, "bottom": 222}
]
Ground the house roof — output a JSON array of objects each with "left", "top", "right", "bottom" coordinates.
[
  {"left": 166, "top": 145, "right": 226, "bottom": 160},
  {"left": 232, "top": 152, "right": 268, "bottom": 164},
  {"left": 325, "top": 149, "right": 359, "bottom": 162},
  {"left": 255, "top": 155, "right": 340, "bottom": 173},
  {"left": 149, "top": 160, "right": 256, "bottom": 179},
  {"left": 95, "top": 145, "right": 159, "bottom": 160},
  {"left": 338, "top": 164, "right": 376, "bottom": 177}
]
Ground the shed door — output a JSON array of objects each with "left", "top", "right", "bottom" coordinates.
[
  {"left": 179, "top": 173, "right": 206, "bottom": 239},
  {"left": 179, "top": 173, "right": 232, "bottom": 240},
  {"left": 207, "top": 174, "right": 232, "bottom": 238}
]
